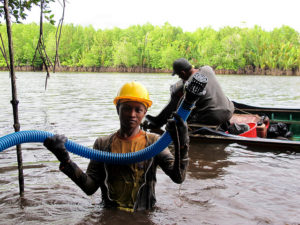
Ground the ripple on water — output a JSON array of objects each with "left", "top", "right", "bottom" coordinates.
[{"left": 1, "top": 72, "right": 300, "bottom": 224}]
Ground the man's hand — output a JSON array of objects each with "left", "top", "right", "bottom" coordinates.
[
  {"left": 144, "top": 115, "right": 162, "bottom": 129},
  {"left": 43, "top": 134, "right": 70, "bottom": 163},
  {"left": 165, "top": 113, "right": 189, "bottom": 149},
  {"left": 165, "top": 113, "right": 189, "bottom": 182}
]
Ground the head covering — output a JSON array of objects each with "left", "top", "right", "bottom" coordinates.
[
  {"left": 172, "top": 58, "right": 192, "bottom": 76},
  {"left": 113, "top": 81, "right": 152, "bottom": 108},
  {"left": 117, "top": 99, "right": 149, "bottom": 109}
]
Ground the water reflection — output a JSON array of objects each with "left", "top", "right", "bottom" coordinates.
[
  {"left": 188, "top": 142, "right": 233, "bottom": 179},
  {"left": 1, "top": 72, "right": 300, "bottom": 224},
  {"left": 78, "top": 208, "right": 155, "bottom": 225}
]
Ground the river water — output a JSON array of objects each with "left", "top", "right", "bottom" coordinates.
[{"left": 0, "top": 72, "right": 300, "bottom": 225}]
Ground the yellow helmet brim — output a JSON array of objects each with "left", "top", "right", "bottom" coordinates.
[{"left": 113, "top": 96, "right": 152, "bottom": 108}]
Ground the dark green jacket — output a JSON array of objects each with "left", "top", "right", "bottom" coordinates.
[{"left": 170, "top": 66, "right": 234, "bottom": 126}]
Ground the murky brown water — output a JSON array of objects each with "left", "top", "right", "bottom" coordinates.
[{"left": 1, "top": 72, "right": 300, "bottom": 224}]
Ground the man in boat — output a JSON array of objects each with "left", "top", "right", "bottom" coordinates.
[
  {"left": 43, "top": 81, "right": 189, "bottom": 212},
  {"left": 145, "top": 58, "right": 234, "bottom": 131}
]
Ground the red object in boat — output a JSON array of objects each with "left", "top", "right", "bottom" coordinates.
[{"left": 239, "top": 122, "right": 257, "bottom": 138}]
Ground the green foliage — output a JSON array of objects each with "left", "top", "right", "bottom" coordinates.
[
  {"left": 0, "top": 22, "right": 299, "bottom": 71},
  {"left": 0, "top": 0, "right": 55, "bottom": 24},
  {"left": 112, "top": 40, "right": 139, "bottom": 67}
]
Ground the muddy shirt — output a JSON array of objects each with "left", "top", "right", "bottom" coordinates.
[
  {"left": 59, "top": 131, "right": 189, "bottom": 211},
  {"left": 107, "top": 130, "right": 148, "bottom": 211}
]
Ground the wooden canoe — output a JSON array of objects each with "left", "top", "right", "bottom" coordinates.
[{"left": 189, "top": 101, "right": 300, "bottom": 153}]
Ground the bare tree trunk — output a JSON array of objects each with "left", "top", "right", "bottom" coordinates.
[
  {"left": 4, "top": 0, "right": 24, "bottom": 197},
  {"left": 53, "top": 0, "right": 66, "bottom": 73},
  {"left": 142, "top": 33, "right": 148, "bottom": 68},
  {"left": 32, "top": 0, "right": 52, "bottom": 90},
  {"left": 0, "top": 33, "right": 10, "bottom": 71}
]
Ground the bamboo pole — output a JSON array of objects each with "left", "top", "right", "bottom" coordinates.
[{"left": 4, "top": 0, "right": 24, "bottom": 197}]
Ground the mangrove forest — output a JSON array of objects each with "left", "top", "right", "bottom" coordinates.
[{"left": 0, "top": 22, "right": 299, "bottom": 75}]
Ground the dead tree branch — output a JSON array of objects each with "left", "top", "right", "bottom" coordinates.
[
  {"left": 0, "top": 32, "right": 10, "bottom": 72},
  {"left": 53, "top": 0, "right": 65, "bottom": 72},
  {"left": 32, "top": 0, "right": 53, "bottom": 90}
]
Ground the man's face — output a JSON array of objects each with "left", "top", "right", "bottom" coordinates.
[
  {"left": 176, "top": 70, "right": 190, "bottom": 81},
  {"left": 118, "top": 101, "right": 147, "bottom": 130}
]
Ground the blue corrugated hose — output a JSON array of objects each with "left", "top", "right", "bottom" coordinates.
[
  {"left": 0, "top": 101, "right": 193, "bottom": 164},
  {"left": 1, "top": 72, "right": 207, "bottom": 164}
]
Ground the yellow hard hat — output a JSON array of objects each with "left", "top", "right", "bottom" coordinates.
[{"left": 113, "top": 81, "right": 152, "bottom": 108}]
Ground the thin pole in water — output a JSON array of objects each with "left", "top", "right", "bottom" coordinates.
[{"left": 3, "top": 0, "right": 24, "bottom": 197}]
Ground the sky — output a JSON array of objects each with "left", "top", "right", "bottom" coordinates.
[{"left": 25, "top": 0, "right": 300, "bottom": 32}]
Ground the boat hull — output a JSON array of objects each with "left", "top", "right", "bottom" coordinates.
[
  {"left": 190, "top": 134, "right": 300, "bottom": 153},
  {"left": 189, "top": 101, "right": 300, "bottom": 153}
]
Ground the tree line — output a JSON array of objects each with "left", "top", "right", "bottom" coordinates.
[{"left": 0, "top": 22, "right": 299, "bottom": 73}]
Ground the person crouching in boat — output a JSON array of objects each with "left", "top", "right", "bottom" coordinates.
[
  {"left": 43, "top": 81, "right": 189, "bottom": 212},
  {"left": 145, "top": 58, "right": 234, "bottom": 131}
]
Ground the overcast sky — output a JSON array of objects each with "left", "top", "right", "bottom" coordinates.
[{"left": 26, "top": 0, "right": 300, "bottom": 32}]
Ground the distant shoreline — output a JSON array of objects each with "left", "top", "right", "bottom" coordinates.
[{"left": 0, "top": 66, "right": 299, "bottom": 76}]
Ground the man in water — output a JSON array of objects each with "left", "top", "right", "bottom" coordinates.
[
  {"left": 146, "top": 58, "right": 234, "bottom": 130},
  {"left": 43, "top": 81, "right": 189, "bottom": 212}
]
